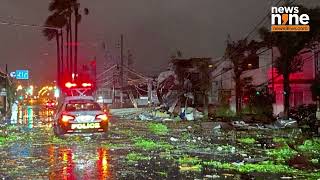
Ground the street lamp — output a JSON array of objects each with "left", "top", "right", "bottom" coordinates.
[{"left": 17, "top": 85, "right": 23, "bottom": 91}]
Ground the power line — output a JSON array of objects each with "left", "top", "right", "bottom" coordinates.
[
  {"left": 215, "top": 0, "right": 312, "bottom": 82},
  {"left": 243, "top": 0, "right": 297, "bottom": 41},
  {"left": 0, "top": 19, "right": 61, "bottom": 31},
  {"left": 244, "top": 0, "right": 284, "bottom": 41},
  {"left": 217, "top": 50, "right": 316, "bottom": 84},
  {"left": 213, "top": 47, "right": 272, "bottom": 81},
  {"left": 213, "top": 0, "right": 282, "bottom": 80},
  {"left": 255, "top": 52, "right": 314, "bottom": 88},
  {"left": 214, "top": 48, "right": 271, "bottom": 82},
  {"left": 225, "top": 0, "right": 282, "bottom": 56}
]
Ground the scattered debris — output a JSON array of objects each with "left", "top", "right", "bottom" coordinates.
[
  {"left": 204, "top": 174, "right": 220, "bottom": 179},
  {"left": 170, "top": 137, "right": 178, "bottom": 142},
  {"left": 273, "top": 119, "right": 298, "bottom": 129}
]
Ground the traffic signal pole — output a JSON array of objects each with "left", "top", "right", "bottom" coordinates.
[
  {"left": 0, "top": 20, "right": 63, "bottom": 88},
  {"left": 120, "top": 34, "right": 124, "bottom": 108},
  {"left": 56, "top": 30, "right": 61, "bottom": 87}
]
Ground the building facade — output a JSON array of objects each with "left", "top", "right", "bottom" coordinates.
[{"left": 211, "top": 47, "right": 318, "bottom": 115}]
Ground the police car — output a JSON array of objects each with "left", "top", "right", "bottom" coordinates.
[{"left": 53, "top": 82, "right": 109, "bottom": 136}]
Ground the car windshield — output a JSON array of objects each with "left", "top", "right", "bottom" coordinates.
[{"left": 65, "top": 102, "right": 101, "bottom": 112}]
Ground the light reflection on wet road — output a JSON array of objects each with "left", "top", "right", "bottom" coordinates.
[
  {"left": 17, "top": 105, "right": 54, "bottom": 127},
  {"left": 47, "top": 146, "right": 111, "bottom": 179},
  {"left": 3, "top": 105, "right": 315, "bottom": 179},
  {"left": 2, "top": 105, "right": 113, "bottom": 179}
]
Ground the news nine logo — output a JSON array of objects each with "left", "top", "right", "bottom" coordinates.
[{"left": 271, "top": 6, "right": 310, "bottom": 32}]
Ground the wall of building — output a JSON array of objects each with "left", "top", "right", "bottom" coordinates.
[
  {"left": 269, "top": 49, "right": 316, "bottom": 115},
  {"left": 211, "top": 48, "right": 317, "bottom": 115},
  {"left": 211, "top": 49, "right": 273, "bottom": 111}
]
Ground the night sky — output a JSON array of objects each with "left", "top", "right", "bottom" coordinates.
[{"left": 0, "top": 0, "right": 318, "bottom": 84}]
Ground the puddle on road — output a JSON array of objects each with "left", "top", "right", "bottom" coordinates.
[
  {"left": 0, "top": 115, "right": 320, "bottom": 179},
  {"left": 15, "top": 105, "right": 54, "bottom": 128},
  {"left": 0, "top": 142, "right": 113, "bottom": 179},
  {"left": 0, "top": 103, "right": 115, "bottom": 179},
  {"left": 47, "top": 145, "right": 112, "bottom": 179}
]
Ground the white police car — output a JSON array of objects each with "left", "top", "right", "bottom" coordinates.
[{"left": 53, "top": 95, "right": 109, "bottom": 136}]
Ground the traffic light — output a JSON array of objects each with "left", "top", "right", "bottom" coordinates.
[{"left": 243, "top": 95, "right": 249, "bottom": 104}]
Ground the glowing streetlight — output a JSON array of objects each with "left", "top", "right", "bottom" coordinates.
[{"left": 17, "top": 85, "right": 23, "bottom": 91}]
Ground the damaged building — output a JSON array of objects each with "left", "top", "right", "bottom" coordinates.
[{"left": 156, "top": 57, "right": 214, "bottom": 119}]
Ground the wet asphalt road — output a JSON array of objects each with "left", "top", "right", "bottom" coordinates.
[
  {"left": 0, "top": 105, "right": 115, "bottom": 179},
  {"left": 0, "top": 105, "right": 319, "bottom": 179}
]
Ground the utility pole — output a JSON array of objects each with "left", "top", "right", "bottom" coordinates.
[
  {"left": 128, "top": 50, "right": 133, "bottom": 68},
  {"left": 56, "top": 30, "right": 61, "bottom": 87},
  {"left": 4, "top": 64, "right": 8, "bottom": 118},
  {"left": 271, "top": 47, "right": 274, "bottom": 92},
  {"left": 315, "top": 46, "right": 320, "bottom": 121},
  {"left": 60, "top": 30, "right": 64, "bottom": 86},
  {"left": 148, "top": 79, "right": 152, "bottom": 107},
  {"left": 120, "top": 34, "right": 124, "bottom": 107}
]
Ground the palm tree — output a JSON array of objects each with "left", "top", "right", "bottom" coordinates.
[
  {"left": 43, "top": 12, "right": 66, "bottom": 86},
  {"left": 74, "top": 6, "right": 89, "bottom": 74},
  {"left": 225, "top": 38, "right": 261, "bottom": 114},
  {"left": 259, "top": 5, "right": 320, "bottom": 119},
  {"left": 44, "top": 0, "right": 72, "bottom": 81},
  {"left": 43, "top": 0, "right": 89, "bottom": 80}
]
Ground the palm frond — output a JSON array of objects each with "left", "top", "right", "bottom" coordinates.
[{"left": 43, "top": 12, "right": 67, "bottom": 41}]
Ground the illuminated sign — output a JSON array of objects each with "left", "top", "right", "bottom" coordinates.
[
  {"left": 10, "top": 72, "right": 16, "bottom": 78},
  {"left": 15, "top": 70, "right": 29, "bottom": 80},
  {"left": 271, "top": 6, "right": 310, "bottom": 32}
]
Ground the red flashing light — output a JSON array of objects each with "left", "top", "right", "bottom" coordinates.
[
  {"left": 65, "top": 82, "right": 77, "bottom": 88},
  {"left": 82, "top": 83, "right": 92, "bottom": 87},
  {"left": 243, "top": 96, "right": 249, "bottom": 104}
]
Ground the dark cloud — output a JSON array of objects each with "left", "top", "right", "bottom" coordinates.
[{"left": 0, "top": 0, "right": 319, "bottom": 82}]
